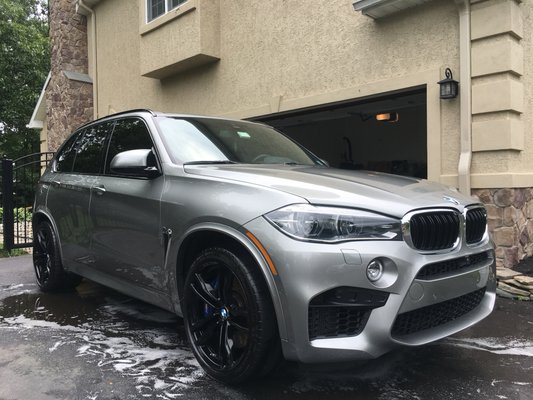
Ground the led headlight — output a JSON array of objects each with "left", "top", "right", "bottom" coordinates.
[{"left": 264, "top": 204, "right": 401, "bottom": 243}]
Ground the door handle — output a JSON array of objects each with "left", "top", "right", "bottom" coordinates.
[
  {"left": 51, "top": 180, "right": 61, "bottom": 187},
  {"left": 92, "top": 185, "right": 106, "bottom": 196}
]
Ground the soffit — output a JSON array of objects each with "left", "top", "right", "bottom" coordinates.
[{"left": 353, "top": 0, "right": 435, "bottom": 19}]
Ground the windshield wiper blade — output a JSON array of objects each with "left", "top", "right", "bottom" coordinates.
[{"left": 183, "top": 160, "right": 238, "bottom": 165}]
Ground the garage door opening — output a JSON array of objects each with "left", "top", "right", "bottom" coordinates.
[{"left": 254, "top": 88, "right": 427, "bottom": 179}]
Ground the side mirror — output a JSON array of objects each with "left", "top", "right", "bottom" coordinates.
[{"left": 110, "top": 149, "right": 160, "bottom": 178}]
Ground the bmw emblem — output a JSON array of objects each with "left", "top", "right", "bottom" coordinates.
[
  {"left": 220, "top": 308, "right": 229, "bottom": 320},
  {"left": 443, "top": 196, "right": 460, "bottom": 205}
]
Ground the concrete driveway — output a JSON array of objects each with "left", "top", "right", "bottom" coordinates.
[{"left": 1, "top": 255, "right": 532, "bottom": 400}]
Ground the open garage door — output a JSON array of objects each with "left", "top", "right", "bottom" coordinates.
[{"left": 253, "top": 88, "right": 427, "bottom": 179}]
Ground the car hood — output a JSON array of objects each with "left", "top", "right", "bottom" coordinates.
[{"left": 184, "top": 164, "right": 477, "bottom": 218}]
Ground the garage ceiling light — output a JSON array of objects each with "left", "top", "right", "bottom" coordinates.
[{"left": 375, "top": 112, "right": 399, "bottom": 123}]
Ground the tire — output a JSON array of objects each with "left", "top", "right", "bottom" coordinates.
[
  {"left": 183, "top": 247, "right": 280, "bottom": 384},
  {"left": 33, "top": 220, "right": 82, "bottom": 292}
]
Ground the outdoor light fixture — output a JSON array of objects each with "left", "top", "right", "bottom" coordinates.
[
  {"left": 375, "top": 112, "right": 399, "bottom": 123},
  {"left": 438, "top": 68, "right": 459, "bottom": 99}
]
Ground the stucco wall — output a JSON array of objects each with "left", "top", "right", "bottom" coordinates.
[
  {"left": 87, "top": 0, "right": 533, "bottom": 189},
  {"left": 91, "top": 0, "right": 461, "bottom": 181},
  {"left": 510, "top": 1, "right": 533, "bottom": 175}
]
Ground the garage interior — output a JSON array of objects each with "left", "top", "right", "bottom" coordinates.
[{"left": 255, "top": 88, "right": 427, "bottom": 179}]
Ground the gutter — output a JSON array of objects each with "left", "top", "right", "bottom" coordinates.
[
  {"left": 456, "top": 0, "right": 472, "bottom": 195},
  {"left": 76, "top": 0, "right": 98, "bottom": 119}
]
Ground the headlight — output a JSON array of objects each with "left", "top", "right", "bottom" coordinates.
[{"left": 264, "top": 204, "right": 401, "bottom": 243}]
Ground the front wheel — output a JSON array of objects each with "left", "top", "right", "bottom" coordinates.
[
  {"left": 183, "top": 247, "right": 280, "bottom": 384},
  {"left": 33, "top": 220, "right": 82, "bottom": 292}
]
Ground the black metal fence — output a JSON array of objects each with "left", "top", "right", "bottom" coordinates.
[{"left": 1, "top": 152, "right": 54, "bottom": 251}]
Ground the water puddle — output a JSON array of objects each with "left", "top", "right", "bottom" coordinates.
[{"left": 0, "top": 281, "right": 205, "bottom": 399}]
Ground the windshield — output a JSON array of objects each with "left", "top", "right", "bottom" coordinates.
[{"left": 155, "top": 117, "right": 321, "bottom": 166}]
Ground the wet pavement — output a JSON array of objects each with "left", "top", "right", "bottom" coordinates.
[{"left": 0, "top": 255, "right": 532, "bottom": 400}]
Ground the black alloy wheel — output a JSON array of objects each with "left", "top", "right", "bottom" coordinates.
[
  {"left": 183, "top": 247, "right": 279, "bottom": 383},
  {"left": 33, "top": 221, "right": 81, "bottom": 292}
]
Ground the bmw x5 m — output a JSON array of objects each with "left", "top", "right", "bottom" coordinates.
[{"left": 33, "top": 109, "right": 496, "bottom": 383}]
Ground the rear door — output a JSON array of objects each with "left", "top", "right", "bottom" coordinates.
[
  {"left": 45, "top": 123, "right": 109, "bottom": 269},
  {"left": 89, "top": 117, "right": 166, "bottom": 294}
]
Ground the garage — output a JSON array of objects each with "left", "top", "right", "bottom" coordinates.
[{"left": 254, "top": 87, "right": 427, "bottom": 179}]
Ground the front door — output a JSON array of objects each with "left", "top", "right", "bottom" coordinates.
[{"left": 89, "top": 117, "right": 166, "bottom": 294}]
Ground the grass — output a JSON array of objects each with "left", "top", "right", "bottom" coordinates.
[{"left": 0, "top": 242, "right": 28, "bottom": 258}]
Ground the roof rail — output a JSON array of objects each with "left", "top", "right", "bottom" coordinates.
[{"left": 75, "top": 108, "right": 157, "bottom": 131}]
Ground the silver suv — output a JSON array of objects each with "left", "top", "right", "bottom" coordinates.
[{"left": 33, "top": 109, "right": 496, "bottom": 383}]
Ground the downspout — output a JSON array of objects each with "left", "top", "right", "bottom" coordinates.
[
  {"left": 456, "top": 0, "right": 472, "bottom": 195},
  {"left": 76, "top": 0, "right": 98, "bottom": 119}
]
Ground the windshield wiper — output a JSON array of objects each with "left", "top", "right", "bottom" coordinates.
[{"left": 183, "top": 160, "right": 238, "bottom": 165}]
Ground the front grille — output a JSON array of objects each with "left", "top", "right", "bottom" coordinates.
[
  {"left": 416, "top": 251, "right": 490, "bottom": 280},
  {"left": 408, "top": 211, "right": 460, "bottom": 251},
  {"left": 391, "top": 287, "right": 486, "bottom": 337},
  {"left": 465, "top": 207, "right": 487, "bottom": 244},
  {"left": 308, "top": 307, "right": 371, "bottom": 340}
]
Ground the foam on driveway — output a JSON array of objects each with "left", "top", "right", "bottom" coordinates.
[{"left": 1, "top": 255, "right": 533, "bottom": 400}]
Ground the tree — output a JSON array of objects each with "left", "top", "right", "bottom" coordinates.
[{"left": 0, "top": 0, "right": 49, "bottom": 160}]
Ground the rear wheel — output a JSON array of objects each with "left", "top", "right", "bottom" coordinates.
[
  {"left": 33, "top": 220, "right": 82, "bottom": 292},
  {"left": 183, "top": 247, "right": 280, "bottom": 384}
]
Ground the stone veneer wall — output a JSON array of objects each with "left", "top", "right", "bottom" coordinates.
[
  {"left": 473, "top": 188, "right": 533, "bottom": 269},
  {"left": 46, "top": 0, "right": 93, "bottom": 152}
]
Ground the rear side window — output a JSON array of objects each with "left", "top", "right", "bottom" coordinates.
[
  {"left": 105, "top": 118, "right": 154, "bottom": 174},
  {"left": 55, "top": 130, "right": 83, "bottom": 173},
  {"left": 73, "top": 122, "right": 114, "bottom": 174}
]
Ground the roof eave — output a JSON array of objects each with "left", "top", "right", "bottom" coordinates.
[
  {"left": 27, "top": 72, "right": 51, "bottom": 130},
  {"left": 353, "top": 0, "right": 434, "bottom": 19}
]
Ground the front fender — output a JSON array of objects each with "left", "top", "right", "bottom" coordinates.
[{"left": 166, "top": 222, "right": 288, "bottom": 341}]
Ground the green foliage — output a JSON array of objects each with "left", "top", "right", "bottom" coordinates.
[
  {"left": 0, "top": 0, "right": 49, "bottom": 160},
  {"left": 0, "top": 206, "right": 32, "bottom": 223}
]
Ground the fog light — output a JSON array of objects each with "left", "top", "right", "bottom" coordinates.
[{"left": 367, "top": 259, "right": 384, "bottom": 282}]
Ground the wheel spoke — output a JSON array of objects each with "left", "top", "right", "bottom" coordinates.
[
  {"left": 36, "top": 231, "right": 47, "bottom": 253},
  {"left": 190, "top": 273, "right": 219, "bottom": 308},
  {"left": 194, "top": 320, "right": 219, "bottom": 346},
  {"left": 218, "top": 320, "right": 233, "bottom": 367},
  {"left": 191, "top": 314, "right": 217, "bottom": 332}
]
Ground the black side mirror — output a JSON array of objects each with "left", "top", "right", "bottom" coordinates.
[{"left": 110, "top": 149, "right": 160, "bottom": 178}]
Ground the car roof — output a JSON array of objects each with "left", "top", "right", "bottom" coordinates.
[{"left": 75, "top": 109, "right": 266, "bottom": 132}]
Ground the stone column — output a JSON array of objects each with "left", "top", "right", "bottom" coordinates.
[{"left": 46, "top": 0, "right": 93, "bottom": 152}]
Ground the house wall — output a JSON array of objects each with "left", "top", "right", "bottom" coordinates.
[
  {"left": 52, "top": 0, "right": 533, "bottom": 267},
  {"left": 47, "top": 0, "right": 93, "bottom": 151},
  {"left": 89, "top": 0, "right": 459, "bottom": 183}
]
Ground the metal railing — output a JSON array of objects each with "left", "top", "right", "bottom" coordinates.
[{"left": 1, "top": 152, "right": 54, "bottom": 251}]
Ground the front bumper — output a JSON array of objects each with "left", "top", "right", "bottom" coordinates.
[{"left": 243, "top": 217, "right": 496, "bottom": 363}]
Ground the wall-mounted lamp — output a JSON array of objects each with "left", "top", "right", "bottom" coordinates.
[
  {"left": 375, "top": 112, "right": 399, "bottom": 123},
  {"left": 438, "top": 68, "right": 459, "bottom": 99}
]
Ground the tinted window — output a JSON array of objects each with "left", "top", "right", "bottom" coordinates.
[
  {"left": 55, "top": 130, "right": 83, "bottom": 173},
  {"left": 105, "top": 118, "right": 154, "bottom": 174},
  {"left": 73, "top": 122, "right": 113, "bottom": 174}
]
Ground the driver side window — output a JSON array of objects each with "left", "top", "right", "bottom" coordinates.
[{"left": 105, "top": 118, "right": 155, "bottom": 175}]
